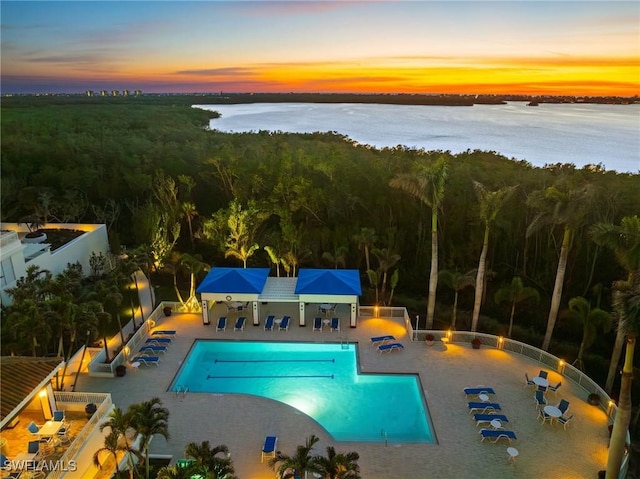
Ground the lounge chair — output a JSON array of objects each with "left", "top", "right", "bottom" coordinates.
[
  {"left": 261, "top": 435, "right": 277, "bottom": 462},
  {"left": 151, "top": 330, "right": 176, "bottom": 337},
  {"left": 330, "top": 317, "right": 340, "bottom": 331},
  {"left": 145, "top": 337, "right": 172, "bottom": 345},
  {"left": 534, "top": 390, "right": 547, "bottom": 408},
  {"left": 139, "top": 345, "right": 168, "bottom": 355},
  {"left": 468, "top": 402, "right": 502, "bottom": 414},
  {"left": 313, "top": 317, "right": 323, "bottom": 331},
  {"left": 463, "top": 386, "right": 496, "bottom": 397},
  {"left": 548, "top": 381, "right": 562, "bottom": 395},
  {"left": 479, "top": 428, "right": 517, "bottom": 444},
  {"left": 538, "top": 370, "right": 548, "bottom": 379},
  {"left": 264, "top": 315, "right": 275, "bottom": 331},
  {"left": 234, "top": 316, "right": 246, "bottom": 331},
  {"left": 557, "top": 399, "right": 570, "bottom": 414},
  {"left": 524, "top": 372, "right": 535, "bottom": 388},
  {"left": 371, "top": 335, "right": 395, "bottom": 346},
  {"left": 473, "top": 413, "right": 509, "bottom": 427},
  {"left": 131, "top": 356, "right": 161, "bottom": 366},
  {"left": 279, "top": 316, "right": 290, "bottom": 331},
  {"left": 216, "top": 317, "right": 227, "bottom": 331},
  {"left": 378, "top": 343, "right": 404, "bottom": 354}
]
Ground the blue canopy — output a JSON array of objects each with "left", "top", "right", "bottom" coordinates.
[
  {"left": 196, "top": 267, "right": 270, "bottom": 294},
  {"left": 295, "top": 269, "right": 362, "bottom": 296}
]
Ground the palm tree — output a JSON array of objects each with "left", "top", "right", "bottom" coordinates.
[
  {"left": 157, "top": 464, "right": 195, "bottom": 479},
  {"left": 178, "top": 253, "right": 210, "bottom": 312},
  {"left": 128, "top": 398, "right": 170, "bottom": 479},
  {"left": 93, "top": 430, "right": 128, "bottom": 479},
  {"left": 438, "top": 269, "right": 476, "bottom": 330},
  {"left": 494, "top": 276, "right": 540, "bottom": 338},
  {"left": 353, "top": 227, "right": 377, "bottom": 281},
  {"left": 321, "top": 245, "right": 349, "bottom": 269},
  {"left": 590, "top": 215, "right": 640, "bottom": 393},
  {"left": 526, "top": 182, "right": 595, "bottom": 350},
  {"left": 606, "top": 272, "right": 640, "bottom": 478},
  {"left": 562, "top": 296, "right": 611, "bottom": 371},
  {"left": 185, "top": 441, "right": 236, "bottom": 479},
  {"left": 223, "top": 199, "right": 265, "bottom": 268},
  {"left": 314, "top": 446, "right": 360, "bottom": 479},
  {"left": 369, "top": 248, "right": 401, "bottom": 305},
  {"left": 390, "top": 155, "right": 447, "bottom": 328},
  {"left": 268, "top": 434, "right": 322, "bottom": 479},
  {"left": 264, "top": 245, "right": 284, "bottom": 277},
  {"left": 100, "top": 406, "right": 138, "bottom": 476},
  {"left": 470, "top": 182, "right": 517, "bottom": 332}
]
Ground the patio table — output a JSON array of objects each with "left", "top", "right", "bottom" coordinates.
[{"left": 533, "top": 377, "right": 549, "bottom": 388}]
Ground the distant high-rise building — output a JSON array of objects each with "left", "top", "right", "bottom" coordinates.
[
  {"left": 111, "top": 90, "right": 119, "bottom": 96},
  {"left": 85, "top": 90, "right": 94, "bottom": 97},
  {"left": 123, "top": 90, "right": 129, "bottom": 96},
  {"left": 100, "top": 90, "right": 108, "bottom": 96},
  {"left": 134, "top": 90, "right": 143, "bottom": 96}
]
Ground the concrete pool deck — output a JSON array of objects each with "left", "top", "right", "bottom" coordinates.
[{"left": 76, "top": 311, "right": 610, "bottom": 478}]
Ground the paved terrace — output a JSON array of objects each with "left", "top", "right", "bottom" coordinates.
[{"left": 76, "top": 306, "right": 610, "bottom": 478}]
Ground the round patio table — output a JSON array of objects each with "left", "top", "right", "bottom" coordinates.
[{"left": 533, "top": 376, "right": 549, "bottom": 388}]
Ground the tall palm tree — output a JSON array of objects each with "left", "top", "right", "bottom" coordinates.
[
  {"left": 590, "top": 215, "right": 640, "bottom": 393},
  {"left": 438, "top": 269, "right": 476, "bottom": 330},
  {"left": 390, "top": 155, "right": 447, "bottom": 328},
  {"left": 314, "top": 446, "right": 360, "bottom": 479},
  {"left": 370, "top": 248, "right": 401, "bottom": 305},
  {"left": 178, "top": 253, "right": 210, "bottom": 311},
  {"left": 128, "top": 398, "right": 170, "bottom": 479},
  {"left": 494, "top": 276, "right": 540, "bottom": 338},
  {"left": 470, "top": 182, "right": 517, "bottom": 332},
  {"left": 562, "top": 296, "right": 611, "bottom": 371},
  {"left": 100, "top": 406, "right": 138, "bottom": 476},
  {"left": 268, "top": 434, "right": 322, "bottom": 479},
  {"left": 321, "top": 245, "right": 349, "bottom": 269},
  {"left": 526, "top": 182, "right": 595, "bottom": 350},
  {"left": 264, "top": 245, "right": 284, "bottom": 277},
  {"left": 353, "top": 227, "right": 377, "bottom": 280},
  {"left": 157, "top": 464, "right": 195, "bottom": 479},
  {"left": 606, "top": 272, "right": 640, "bottom": 479}
]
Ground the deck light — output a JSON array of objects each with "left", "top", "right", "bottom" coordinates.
[
  {"left": 558, "top": 359, "right": 566, "bottom": 374},
  {"left": 498, "top": 336, "right": 504, "bottom": 350}
]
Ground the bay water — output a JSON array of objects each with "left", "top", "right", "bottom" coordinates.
[{"left": 195, "top": 102, "right": 639, "bottom": 173}]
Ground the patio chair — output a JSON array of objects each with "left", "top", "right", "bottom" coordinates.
[
  {"left": 557, "top": 414, "right": 574, "bottom": 430},
  {"left": 234, "top": 316, "right": 246, "bottom": 331},
  {"left": 557, "top": 399, "right": 570, "bottom": 414},
  {"left": 524, "top": 372, "right": 535, "bottom": 388},
  {"left": 538, "top": 370, "right": 548, "bottom": 379},
  {"left": 26, "top": 421, "right": 43, "bottom": 437},
  {"left": 537, "top": 408, "right": 553, "bottom": 425},
  {"left": 261, "top": 435, "right": 277, "bottom": 462},
  {"left": 548, "top": 381, "right": 562, "bottom": 395},
  {"left": 264, "top": 315, "right": 275, "bottom": 331},
  {"left": 56, "top": 421, "right": 73, "bottom": 445},
  {"left": 216, "top": 317, "right": 227, "bottom": 331},
  {"left": 52, "top": 410, "right": 65, "bottom": 422},
  {"left": 313, "top": 317, "right": 323, "bottom": 331},
  {"left": 534, "top": 390, "right": 547, "bottom": 408}
]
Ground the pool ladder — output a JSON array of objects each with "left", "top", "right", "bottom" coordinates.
[
  {"left": 340, "top": 336, "right": 349, "bottom": 349},
  {"left": 175, "top": 385, "right": 189, "bottom": 398},
  {"left": 381, "top": 429, "right": 388, "bottom": 447}
]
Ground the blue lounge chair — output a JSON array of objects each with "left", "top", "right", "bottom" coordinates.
[
  {"left": 139, "top": 345, "right": 168, "bottom": 355},
  {"left": 261, "top": 435, "right": 277, "bottom": 462},
  {"left": 371, "top": 335, "right": 395, "bottom": 346},
  {"left": 378, "top": 343, "right": 404, "bottom": 354},
  {"left": 473, "top": 413, "right": 509, "bottom": 427},
  {"left": 463, "top": 386, "right": 496, "bottom": 397},
  {"left": 131, "top": 356, "right": 161, "bottom": 366},
  {"left": 264, "top": 315, "right": 275, "bottom": 331},
  {"left": 151, "top": 330, "right": 176, "bottom": 337},
  {"left": 216, "top": 317, "right": 227, "bottom": 331},
  {"left": 313, "top": 317, "right": 323, "bottom": 331},
  {"left": 534, "top": 389, "right": 547, "bottom": 408},
  {"left": 146, "top": 337, "right": 172, "bottom": 345},
  {"left": 468, "top": 402, "right": 502, "bottom": 414},
  {"left": 479, "top": 428, "right": 517, "bottom": 443},
  {"left": 279, "top": 316, "right": 290, "bottom": 331},
  {"left": 234, "top": 316, "right": 246, "bottom": 331},
  {"left": 330, "top": 317, "right": 340, "bottom": 331}
]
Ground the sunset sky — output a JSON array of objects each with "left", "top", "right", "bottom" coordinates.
[{"left": 2, "top": 1, "right": 639, "bottom": 96}]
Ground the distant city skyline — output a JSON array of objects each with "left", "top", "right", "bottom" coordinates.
[{"left": 2, "top": 1, "right": 639, "bottom": 96}]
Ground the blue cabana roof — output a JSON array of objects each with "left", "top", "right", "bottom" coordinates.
[
  {"left": 295, "top": 269, "right": 362, "bottom": 296},
  {"left": 196, "top": 267, "right": 270, "bottom": 294}
]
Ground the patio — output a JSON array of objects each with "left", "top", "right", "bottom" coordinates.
[{"left": 75, "top": 306, "right": 610, "bottom": 478}]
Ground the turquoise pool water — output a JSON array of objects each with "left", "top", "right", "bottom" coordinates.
[{"left": 171, "top": 340, "right": 434, "bottom": 443}]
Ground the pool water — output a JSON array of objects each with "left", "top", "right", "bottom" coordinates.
[{"left": 171, "top": 340, "right": 434, "bottom": 443}]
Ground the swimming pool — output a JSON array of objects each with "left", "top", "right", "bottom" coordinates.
[{"left": 171, "top": 340, "right": 434, "bottom": 443}]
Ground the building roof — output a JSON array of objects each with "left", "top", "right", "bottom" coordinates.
[
  {"left": 295, "top": 269, "right": 362, "bottom": 295},
  {"left": 0, "top": 356, "right": 64, "bottom": 422},
  {"left": 196, "top": 267, "right": 270, "bottom": 294}
]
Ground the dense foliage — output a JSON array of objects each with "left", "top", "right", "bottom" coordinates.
[{"left": 2, "top": 96, "right": 639, "bottom": 381}]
